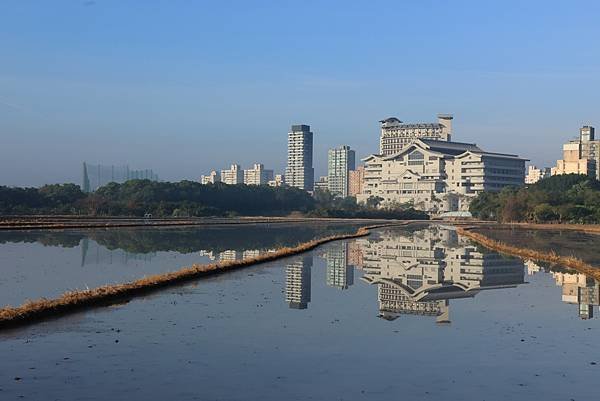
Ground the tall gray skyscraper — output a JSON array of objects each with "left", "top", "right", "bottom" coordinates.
[
  {"left": 285, "top": 124, "right": 314, "bottom": 191},
  {"left": 327, "top": 145, "right": 355, "bottom": 197}
]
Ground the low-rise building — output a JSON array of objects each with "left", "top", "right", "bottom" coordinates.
[
  {"left": 200, "top": 170, "right": 220, "bottom": 185},
  {"left": 314, "top": 176, "right": 329, "bottom": 192},
  {"left": 220, "top": 164, "right": 244, "bottom": 185},
  {"left": 243, "top": 163, "right": 274, "bottom": 186},
  {"left": 525, "top": 165, "right": 551, "bottom": 184},
  {"left": 356, "top": 139, "right": 526, "bottom": 213},
  {"left": 268, "top": 174, "right": 285, "bottom": 187}
]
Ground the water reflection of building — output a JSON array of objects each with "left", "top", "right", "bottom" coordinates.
[
  {"left": 358, "top": 226, "right": 525, "bottom": 323},
  {"left": 347, "top": 241, "right": 364, "bottom": 268},
  {"left": 219, "top": 250, "right": 240, "bottom": 262},
  {"left": 285, "top": 256, "right": 313, "bottom": 309},
  {"left": 552, "top": 272, "right": 600, "bottom": 319},
  {"left": 80, "top": 238, "right": 155, "bottom": 267},
  {"left": 525, "top": 260, "right": 542, "bottom": 275},
  {"left": 325, "top": 242, "right": 354, "bottom": 290}
]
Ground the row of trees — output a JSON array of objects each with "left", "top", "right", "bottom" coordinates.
[
  {"left": 469, "top": 174, "right": 600, "bottom": 223},
  {"left": 0, "top": 180, "right": 429, "bottom": 220},
  {"left": 311, "top": 189, "right": 429, "bottom": 220},
  {"left": 0, "top": 181, "right": 314, "bottom": 217}
]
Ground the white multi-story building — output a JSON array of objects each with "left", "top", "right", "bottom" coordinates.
[
  {"left": 525, "top": 165, "right": 551, "bottom": 184},
  {"left": 313, "top": 176, "right": 329, "bottom": 192},
  {"left": 200, "top": 170, "right": 220, "bottom": 185},
  {"left": 220, "top": 164, "right": 244, "bottom": 185},
  {"left": 379, "top": 114, "right": 453, "bottom": 156},
  {"left": 268, "top": 174, "right": 285, "bottom": 187},
  {"left": 357, "top": 139, "right": 526, "bottom": 213},
  {"left": 327, "top": 145, "right": 356, "bottom": 198},
  {"left": 285, "top": 124, "right": 314, "bottom": 191},
  {"left": 243, "top": 163, "right": 274, "bottom": 186}
]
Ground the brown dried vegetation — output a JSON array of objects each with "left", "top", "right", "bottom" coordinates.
[{"left": 457, "top": 226, "right": 600, "bottom": 281}]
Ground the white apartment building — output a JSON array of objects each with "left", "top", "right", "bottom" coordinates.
[
  {"left": 220, "top": 164, "right": 244, "bottom": 185},
  {"left": 285, "top": 124, "right": 314, "bottom": 191},
  {"left": 313, "top": 176, "right": 329, "bottom": 192},
  {"left": 356, "top": 139, "right": 526, "bottom": 213},
  {"left": 268, "top": 174, "right": 285, "bottom": 187},
  {"left": 525, "top": 165, "right": 551, "bottom": 184},
  {"left": 243, "top": 163, "right": 274, "bottom": 186},
  {"left": 200, "top": 170, "right": 220, "bottom": 184},
  {"left": 327, "top": 145, "right": 356, "bottom": 197},
  {"left": 379, "top": 114, "right": 453, "bottom": 156}
]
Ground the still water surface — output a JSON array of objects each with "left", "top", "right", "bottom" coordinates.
[{"left": 0, "top": 223, "right": 598, "bottom": 401}]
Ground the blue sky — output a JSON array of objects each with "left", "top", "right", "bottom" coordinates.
[{"left": 1, "top": 0, "right": 600, "bottom": 186}]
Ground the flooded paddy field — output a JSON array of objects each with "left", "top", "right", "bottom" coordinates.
[
  {"left": 473, "top": 227, "right": 600, "bottom": 266},
  {"left": 1, "top": 224, "right": 599, "bottom": 400},
  {"left": 0, "top": 222, "right": 366, "bottom": 307}
]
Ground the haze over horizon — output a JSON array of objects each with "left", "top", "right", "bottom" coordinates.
[{"left": 2, "top": 0, "right": 600, "bottom": 187}]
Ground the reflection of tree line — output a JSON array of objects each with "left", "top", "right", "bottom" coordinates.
[{"left": 0, "top": 223, "right": 364, "bottom": 255}]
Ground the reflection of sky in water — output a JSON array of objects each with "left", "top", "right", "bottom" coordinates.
[
  {"left": 474, "top": 228, "right": 600, "bottom": 266},
  {"left": 0, "top": 224, "right": 599, "bottom": 400},
  {"left": 0, "top": 223, "right": 363, "bottom": 306}
]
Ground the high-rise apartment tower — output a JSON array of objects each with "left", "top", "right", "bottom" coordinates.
[
  {"left": 285, "top": 124, "right": 314, "bottom": 191},
  {"left": 327, "top": 145, "right": 355, "bottom": 197}
]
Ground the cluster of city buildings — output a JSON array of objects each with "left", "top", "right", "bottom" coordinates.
[
  {"left": 526, "top": 125, "right": 600, "bottom": 184},
  {"left": 201, "top": 163, "right": 284, "bottom": 187},
  {"left": 200, "top": 124, "right": 359, "bottom": 197},
  {"left": 199, "top": 114, "right": 530, "bottom": 214}
]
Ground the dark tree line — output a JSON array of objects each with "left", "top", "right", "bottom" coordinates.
[
  {"left": 0, "top": 181, "right": 314, "bottom": 217},
  {"left": 0, "top": 180, "right": 429, "bottom": 219},
  {"left": 469, "top": 174, "right": 600, "bottom": 223}
]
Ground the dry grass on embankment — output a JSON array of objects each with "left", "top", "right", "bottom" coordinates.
[
  {"left": 466, "top": 222, "right": 600, "bottom": 235},
  {"left": 457, "top": 227, "right": 600, "bottom": 281},
  {"left": 0, "top": 223, "right": 400, "bottom": 329}
]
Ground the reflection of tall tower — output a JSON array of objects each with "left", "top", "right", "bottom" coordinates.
[
  {"left": 326, "top": 242, "right": 354, "bottom": 290},
  {"left": 80, "top": 237, "right": 89, "bottom": 267},
  {"left": 285, "top": 256, "right": 313, "bottom": 309}
]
